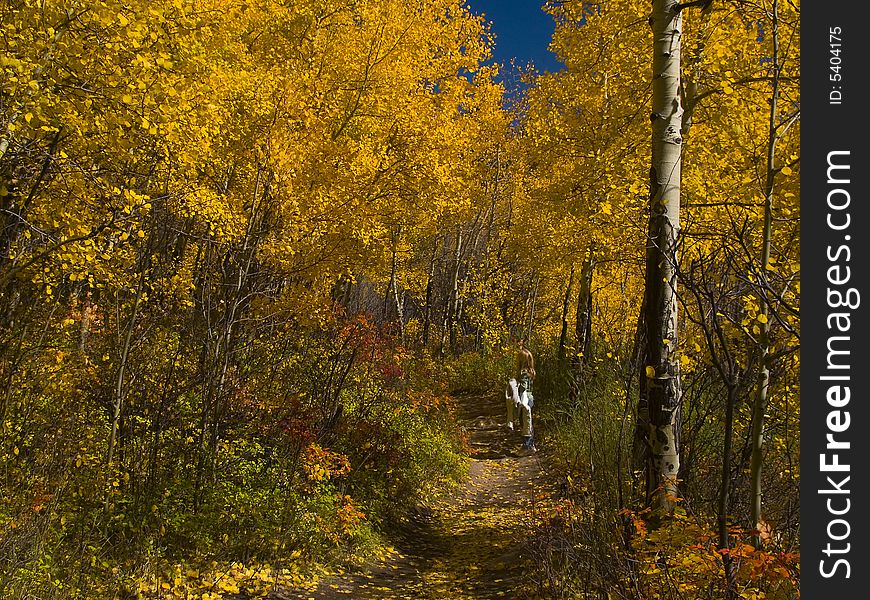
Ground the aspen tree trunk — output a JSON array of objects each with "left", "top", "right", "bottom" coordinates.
[
  {"left": 558, "top": 265, "right": 576, "bottom": 363},
  {"left": 525, "top": 277, "right": 539, "bottom": 342},
  {"left": 147, "top": 341, "right": 183, "bottom": 495},
  {"left": 456, "top": 216, "right": 482, "bottom": 338},
  {"left": 193, "top": 242, "right": 217, "bottom": 510},
  {"left": 644, "top": 0, "right": 684, "bottom": 510},
  {"left": 570, "top": 249, "right": 595, "bottom": 399},
  {"left": 719, "top": 382, "right": 738, "bottom": 597},
  {"left": 445, "top": 227, "right": 462, "bottom": 354},
  {"left": 383, "top": 241, "right": 396, "bottom": 321},
  {"left": 78, "top": 288, "right": 92, "bottom": 354},
  {"left": 422, "top": 240, "right": 437, "bottom": 348},
  {"left": 208, "top": 231, "right": 256, "bottom": 461},
  {"left": 521, "top": 284, "right": 533, "bottom": 341},
  {"left": 575, "top": 252, "right": 594, "bottom": 362},
  {"left": 393, "top": 271, "right": 405, "bottom": 345},
  {"left": 195, "top": 167, "right": 263, "bottom": 505},
  {"left": 750, "top": 0, "right": 780, "bottom": 545},
  {"left": 455, "top": 261, "right": 469, "bottom": 342},
  {"left": 382, "top": 275, "right": 392, "bottom": 321},
  {"left": 478, "top": 169, "right": 499, "bottom": 351},
  {"left": 385, "top": 231, "right": 405, "bottom": 342},
  {"left": 105, "top": 266, "right": 146, "bottom": 512}
]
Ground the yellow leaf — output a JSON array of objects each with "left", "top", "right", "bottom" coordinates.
[
  {"left": 780, "top": 166, "right": 793, "bottom": 176},
  {"left": 645, "top": 366, "right": 655, "bottom": 378}
]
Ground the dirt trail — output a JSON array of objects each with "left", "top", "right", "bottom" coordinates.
[{"left": 277, "top": 392, "right": 553, "bottom": 599}]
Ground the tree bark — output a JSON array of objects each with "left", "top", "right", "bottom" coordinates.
[
  {"left": 630, "top": 300, "right": 650, "bottom": 503},
  {"left": 525, "top": 277, "right": 539, "bottom": 342},
  {"left": 575, "top": 252, "right": 595, "bottom": 363},
  {"left": 443, "top": 227, "right": 462, "bottom": 354},
  {"left": 750, "top": 0, "right": 780, "bottom": 546},
  {"left": 719, "top": 382, "right": 737, "bottom": 598},
  {"left": 422, "top": 239, "right": 437, "bottom": 348},
  {"left": 557, "top": 264, "right": 576, "bottom": 363},
  {"left": 643, "top": 0, "right": 684, "bottom": 511},
  {"left": 393, "top": 271, "right": 405, "bottom": 344},
  {"left": 105, "top": 263, "right": 146, "bottom": 513},
  {"left": 570, "top": 248, "right": 595, "bottom": 399}
]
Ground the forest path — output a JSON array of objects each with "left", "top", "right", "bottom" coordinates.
[{"left": 277, "top": 392, "right": 554, "bottom": 599}]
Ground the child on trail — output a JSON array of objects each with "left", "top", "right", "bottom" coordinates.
[{"left": 515, "top": 342, "right": 537, "bottom": 454}]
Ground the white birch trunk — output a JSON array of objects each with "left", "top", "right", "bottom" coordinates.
[
  {"left": 644, "top": 0, "right": 684, "bottom": 510},
  {"left": 750, "top": 0, "right": 780, "bottom": 545}
]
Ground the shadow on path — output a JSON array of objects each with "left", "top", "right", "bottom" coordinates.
[{"left": 274, "top": 392, "right": 554, "bottom": 599}]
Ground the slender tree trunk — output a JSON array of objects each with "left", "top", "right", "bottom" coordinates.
[
  {"left": 644, "top": 0, "right": 684, "bottom": 511},
  {"left": 195, "top": 166, "right": 264, "bottom": 505},
  {"left": 393, "top": 268, "right": 405, "bottom": 344},
  {"left": 105, "top": 266, "right": 146, "bottom": 512},
  {"left": 719, "top": 382, "right": 737, "bottom": 598},
  {"left": 194, "top": 242, "right": 217, "bottom": 511},
  {"left": 478, "top": 181, "right": 499, "bottom": 352},
  {"left": 147, "top": 340, "right": 183, "bottom": 496},
  {"left": 455, "top": 260, "right": 470, "bottom": 348},
  {"left": 558, "top": 265, "right": 576, "bottom": 363},
  {"left": 525, "top": 277, "right": 539, "bottom": 342},
  {"left": 750, "top": 0, "right": 780, "bottom": 546},
  {"left": 520, "top": 284, "right": 532, "bottom": 341},
  {"left": 570, "top": 249, "right": 595, "bottom": 400},
  {"left": 575, "top": 252, "right": 595, "bottom": 362},
  {"left": 458, "top": 209, "right": 485, "bottom": 342},
  {"left": 383, "top": 245, "right": 395, "bottom": 321},
  {"left": 445, "top": 227, "right": 462, "bottom": 354},
  {"left": 78, "top": 287, "right": 92, "bottom": 354},
  {"left": 422, "top": 240, "right": 437, "bottom": 348}
]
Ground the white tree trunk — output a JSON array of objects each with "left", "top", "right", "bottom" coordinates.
[
  {"left": 644, "top": 0, "right": 684, "bottom": 510},
  {"left": 750, "top": 0, "right": 781, "bottom": 545}
]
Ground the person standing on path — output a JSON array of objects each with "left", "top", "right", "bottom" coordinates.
[{"left": 516, "top": 343, "right": 537, "bottom": 454}]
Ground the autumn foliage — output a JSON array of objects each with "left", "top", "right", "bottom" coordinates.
[{"left": 2, "top": 0, "right": 799, "bottom": 597}]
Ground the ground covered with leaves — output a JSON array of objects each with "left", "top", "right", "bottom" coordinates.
[{"left": 275, "top": 392, "right": 554, "bottom": 600}]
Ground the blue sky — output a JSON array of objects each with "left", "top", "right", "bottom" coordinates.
[{"left": 466, "top": 0, "right": 562, "bottom": 74}]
